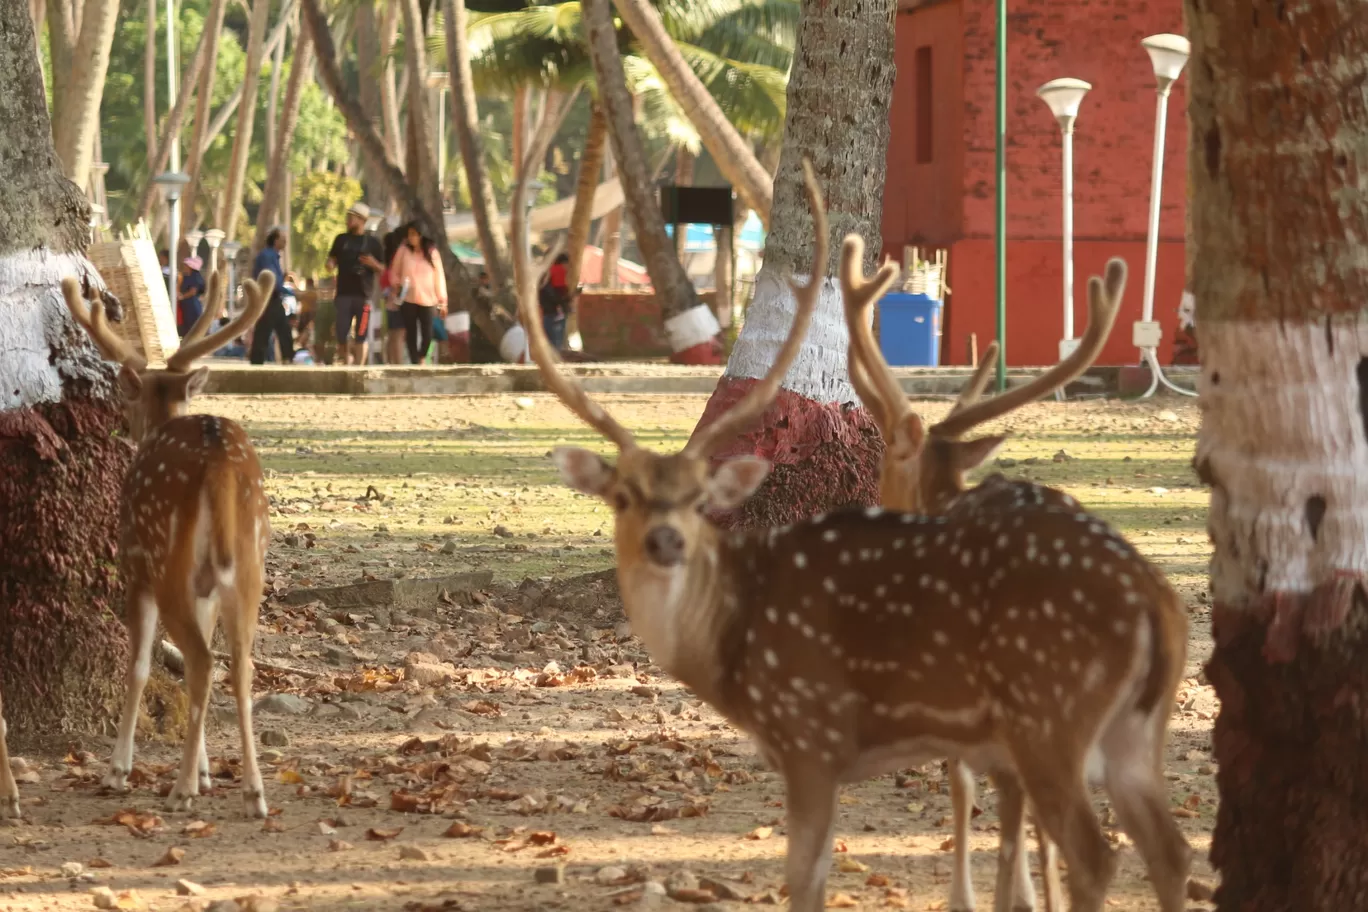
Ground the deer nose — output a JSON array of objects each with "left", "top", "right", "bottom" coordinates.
[{"left": 644, "top": 525, "right": 685, "bottom": 567}]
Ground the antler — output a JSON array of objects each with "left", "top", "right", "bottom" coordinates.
[
  {"left": 931, "top": 258, "right": 1126, "bottom": 439},
  {"left": 839, "top": 235, "right": 902, "bottom": 436},
  {"left": 167, "top": 270, "right": 275, "bottom": 371},
  {"left": 517, "top": 228, "right": 637, "bottom": 452},
  {"left": 683, "top": 158, "right": 829, "bottom": 459},
  {"left": 62, "top": 278, "right": 148, "bottom": 371},
  {"left": 947, "top": 340, "right": 1000, "bottom": 416}
]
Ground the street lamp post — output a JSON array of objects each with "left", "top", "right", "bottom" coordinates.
[
  {"left": 1136, "top": 33, "right": 1197, "bottom": 399},
  {"left": 1036, "top": 78, "right": 1092, "bottom": 375},
  {"left": 222, "top": 239, "right": 243, "bottom": 316},
  {"left": 185, "top": 228, "right": 204, "bottom": 261},
  {"left": 152, "top": 171, "right": 191, "bottom": 301},
  {"left": 203, "top": 228, "right": 225, "bottom": 316}
]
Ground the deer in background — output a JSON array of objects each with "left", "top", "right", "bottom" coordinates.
[
  {"left": 520, "top": 160, "right": 1191, "bottom": 912},
  {"left": 842, "top": 241, "right": 1128, "bottom": 912},
  {"left": 63, "top": 271, "right": 275, "bottom": 817}
]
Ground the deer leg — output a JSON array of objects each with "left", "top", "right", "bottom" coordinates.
[
  {"left": 220, "top": 583, "right": 268, "bottom": 818},
  {"left": 105, "top": 590, "right": 157, "bottom": 792},
  {"left": 1102, "top": 714, "right": 1191, "bottom": 912},
  {"left": 166, "top": 608, "right": 213, "bottom": 813},
  {"left": 949, "top": 759, "right": 977, "bottom": 912},
  {"left": 783, "top": 768, "right": 839, "bottom": 912},
  {"left": 191, "top": 595, "right": 219, "bottom": 794},
  {"left": 1036, "top": 815, "right": 1063, "bottom": 912},
  {"left": 992, "top": 773, "right": 1035, "bottom": 912},
  {"left": 1015, "top": 760, "right": 1114, "bottom": 912},
  {"left": 0, "top": 692, "right": 19, "bottom": 818}
]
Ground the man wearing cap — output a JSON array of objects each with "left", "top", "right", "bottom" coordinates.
[{"left": 326, "top": 202, "right": 385, "bottom": 365}]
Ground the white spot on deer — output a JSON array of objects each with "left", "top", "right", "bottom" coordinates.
[
  {"left": 1112, "top": 619, "right": 1130, "bottom": 635},
  {"left": 801, "top": 624, "right": 815, "bottom": 639},
  {"left": 793, "top": 552, "right": 807, "bottom": 569},
  {"left": 820, "top": 751, "right": 833, "bottom": 763},
  {"left": 932, "top": 630, "right": 949, "bottom": 646},
  {"left": 765, "top": 607, "right": 778, "bottom": 623},
  {"left": 823, "top": 578, "right": 837, "bottom": 593},
  {"left": 1006, "top": 607, "right": 1019, "bottom": 620},
  {"left": 822, "top": 529, "right": 840, "bottom": 543},
  {"left": 747, "top": 685, "right": 763, "bottom": 702},
  {"left": 865, "top": 507, "right": 883, "bottom": 518},
  {"left": 1081, "top": 555, "right": 1094, "bottom": 569},
  {"left": 1034, "top": 649, "right": 1046, "bottom": 664},
  {"left": 794, "top": 737, "right": 809, "bottom": 750},
  {"left": 763, "top": 649, "right": 779, "bottom": 668},
  {"left": 745, "top": 629, "right": 757, "bottom": 644},
  {"left": 967, "top": 608, "right": 982, "bottom": 625},
  {"left": 1059, "top": 553, "right": 1072, "bottom": 568},
  {"left": 1016, "top": 636, "right": 1028, "bottom": 651},
  {"left": 787, "top": 612, "right": 801, "bottom": 627},
  {"left": 839, "top": 551, "right": 852, "bottom": 565},
  {"left": 824, "top": 728, "right": 842, "bottom": 744},
  {"left": 812, "top": 512, "right": 827, "bottom": 524}
]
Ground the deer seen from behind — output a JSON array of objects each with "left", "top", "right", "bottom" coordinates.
[
  {"left": 841, "top": 242, "right": 1129, "bottom": 912},
  {"left": 519, "top": 160, "right": 1191, "bottom": 912},
  {"left": 63, "top": 271, "right": 275, "bottom": 817}
]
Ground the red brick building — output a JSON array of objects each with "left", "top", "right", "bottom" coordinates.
[{"left": 880, "top": 0, "right": 1188, "bottom": 366}]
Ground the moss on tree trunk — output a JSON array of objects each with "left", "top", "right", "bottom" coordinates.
[
  {"left": 0, "top": 0, "right": 130, "bottom": 740},
  {"left": 1187, "top": 0, "right": 1368, "bottom": 906}
]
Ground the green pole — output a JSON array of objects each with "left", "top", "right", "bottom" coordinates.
[{"left": 994, "top": 0, "right": 1007, "bottom": 391}]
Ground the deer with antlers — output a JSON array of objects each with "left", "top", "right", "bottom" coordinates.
[
  {"left": 841, "top": 242, "right": 1128, "bottom": 911},
  {"left": 62, "top": 270, "right": 275, "bottom": 817},
  {"left": 519, "top": 160, "right": 1190, "bottom": 912}
]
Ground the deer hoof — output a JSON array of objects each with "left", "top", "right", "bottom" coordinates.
[
  {"left": 0, "top": 797, "right": 20, "bottom": 819},
  {"left": 164, "top": 789, "right": 196, "bottom": 813},
  {"left": 101, "top": 770, "right": 130, "bottom": 792},
  {"left": 198, "top": 772, "right": 214, "bottom": 792},
  {"left": 243, "top": 790, "right": 268, "bottom": 819}
]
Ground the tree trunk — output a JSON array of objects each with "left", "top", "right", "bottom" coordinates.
[
  {"left": 135, "top": 21, "right": 216, "bottom": 221},
  {"left": 192, "top": 4, "right": 295, "bottom": 166},
  {"left": 255, "top": 22, "right": 313, "bottom": 248},
  {"left": 565, "top": 102, "right": 608, "bottom": 295},
  {"left": 143, "top": 0, "right": 156, "bottom": 160},
  {"left": 45, "top": 0, "right": 74, "bottom": 132},
  {"left": 583, "top": 0, "right": 708, "bottom": 356},
  {"left": 355, "top": 2, "right": 387, "bottom": 211},
  {"left": 218, "top": 0, "right": 271, "bottom": 239},
  {"left": 401, "top": 0, "right": 443, "bottom": 225},
  {"left": 600, "top": 143, "right": 622, "bottom": 290},
  {"left": 301, "top": 0, "right": 522, "bottom": 355},
  {"left": 673, "top": 144, "right": 694, "bottom": 263},
  {"left": 179, "top": 0, "right": 228, "bottom": 253},
  {"left": 443, "top": 0, "right": 515, "bottom": 310},
  {"left": 49, "top": 0, "right": 118, "bottom": 189},
  {"left": 265, "top": 14, "right": 288, "bottom": 162},
  {"left": 689, "top": 0, "right": 895, "bottom": 528},
  {"left": 511, "top": 86, "right": 529, "bottom": 189},
  {"left": 0, "top": 0, "right": 129, "bottom": 738},
  {"left": 609, "top": 0, "right": 772, "bottom": 227},
  {"left": 379, "top": 0, "right": 404, "bottom": 206},
  {"left": 1186, "top": 2, "right": 1368, "bottom": 908}
]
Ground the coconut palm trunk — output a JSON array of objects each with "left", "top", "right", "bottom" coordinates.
[
  {"left": 255, "top": 23, "right": 314, "bottom": 248},
  {"left": 179, "top": 0, "right": 229, "bottom": 254},
  {"left": 565, "top": 101, "right": 609, "bottom": 312},
  {"left": 135, "top": 11, "right": 216, "bottom": 221},
  {"left": 218, "top": 0, "right": 272, "bottom": 239},
  {"left": 143, "top": 0, "right": 156, "bottom": 158},
  {"left": 609, "top": 0, "right": 772, "bottom": 227},
  {"left": 0, "top": 0, "right": 129, "bottom": 736},
  {"left": 379, "top": 1, "right": 405, "bottom": 187},
  {"left": 46, "top": 0, "right": 120, "bottom": 191},
  {"left": 688, "top": 0, "right": 895, "bottom": 527},
  {"left": 1187, "top": 3, "right": 1368, "bottom": 907},
  {"left": 582, "top": 0, "right": 714, "bottom": 361}
]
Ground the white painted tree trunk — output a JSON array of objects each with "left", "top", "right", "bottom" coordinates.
[{"left": 724, "top": 268, "right": 866, "bottom": 405}]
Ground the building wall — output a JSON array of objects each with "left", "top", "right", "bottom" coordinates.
[
  {"left": 883, "top": 0, "right": 964, "bottom": 249},
  {"left": 881, "top": 0, "right": 1189, "bottom": 365}
]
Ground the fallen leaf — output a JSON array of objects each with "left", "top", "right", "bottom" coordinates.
[
  {"left": 866, "top": 874, "right": 890, "bottom": 887},
  {"left": 837, "top": 857, "right": 869, "bottom": 874},
  {"left": 746, "top": 826, "right": 774, "bottom": 840},
  {"left": 277, "top": 769, "right": 305, "bottom": 785},
  {"left": 182, "top": 821, "right": 216, "bottom": 838},
  {"left": 442, "top": 821, "right": 480, "bottom": 838},
  {"left": 151, "top": 846, "right": 185, "bottom": 867},
  {"left": 827, "top": 893, "right": 860, "bottom": 908},
  {"left": 87, "top": 858, "right": 114, "bottom": 869},
  {"left": 328, "top": 839, "right": 354, "bottom": 852},
  {"left": 366, "top": 827, "right": 404, "bottom": 841},
  {"left": 527, "top": 831, "right": 557, "bottom": 845},
  {"left": 262, "top": 817, "right": 287, "bottom": 833}
]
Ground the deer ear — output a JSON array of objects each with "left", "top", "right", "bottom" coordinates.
[
  {"left": 954, "top": 435, "right": 1006, "bottom": 472},
  {"left": 184, "top": 366, "right": 210, "bottom": 399},
  {"left": 551, "top": 447, "right": 616, "bottom": 498},
  {"left": 709, "top": 456, "right": 771, "bottom": 510},
  {"left": 116, "top": 363, "right": 142, "bottom": 401},
  {"left": 893, "top": 412, "right": 926, "bottom": 452}
]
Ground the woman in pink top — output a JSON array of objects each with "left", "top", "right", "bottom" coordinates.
[{"left": 389, "top": 222, "right": 448, "bottom": 363}]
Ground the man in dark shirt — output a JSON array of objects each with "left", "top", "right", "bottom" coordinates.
[
  {"left": 327, "top": 202, "right": 385, "bottom": 365},
  {"left": 249, "top": 228, "right": 296, "bottom": 364}
]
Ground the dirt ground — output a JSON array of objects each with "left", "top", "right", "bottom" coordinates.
[{"left": 0, "top": 393, "right": 1217, "bottom": 912}]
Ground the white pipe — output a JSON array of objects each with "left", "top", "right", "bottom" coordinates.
[
  {"left": 166, "top": 0, "right": 179, "bottom": 174},
  {"left": 1061, "top": 123, "right": 1075, "bottom": 342},
  {"left": 1141, "top": 87, "right": 1169, "bottom": 325}
]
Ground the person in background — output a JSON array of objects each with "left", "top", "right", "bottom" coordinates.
[
  {"left": 326, "top": 202, "right": 384, "bottom": 365},
  {"left": 159, "top": 249, "right": 171, "bottom": 284},
  {"left": 176, "top": 255, "right": 206, "bottom": 338},
  {"left": 379, "top": 224, "right": 407, "bottom": 364},
  {"left": 538, "top": 252, "right": 572, "bottom": 350},
  {"left": 388, "top": 222, "right": 447, "bottom": 364},
  {"left": 249, "top": 227, "right": 296, "bottom": 364}
]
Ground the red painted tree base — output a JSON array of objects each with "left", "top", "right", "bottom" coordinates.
[
  {"left": 669, "top": 338, "right": 725, "bottom": 365},
  {"left": 0, "top": 394, "right": 131, "bottom": 739},
  {"left": 690, "top": 377, "right": 883, "bottom": 530},
  {"left": 1206, "top": 590, "right": 1368, "bottom": 909}
]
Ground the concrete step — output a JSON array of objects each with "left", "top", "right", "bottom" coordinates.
[{"left": 200, "top": 359, "right": 1200, "bottom": 398}]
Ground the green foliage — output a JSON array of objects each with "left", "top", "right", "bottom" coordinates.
[{"left": 291, "top": 172, "right": 363, "bottom": 280}]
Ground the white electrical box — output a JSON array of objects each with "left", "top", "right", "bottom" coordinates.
[
  {"left": 1132, "top": 320, "right": 1164, "bottom": 349},
  {"left": 1058, "top": 337, "right": 1082, "bottom": 361}
]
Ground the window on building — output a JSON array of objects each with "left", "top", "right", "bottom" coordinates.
[{"left": 915, "top": 45, "right": 933, "bottom": 164}]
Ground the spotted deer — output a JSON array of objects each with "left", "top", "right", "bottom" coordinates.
[
  {"left": 0, "top": 693, "right": 18, "bottom": 818},
  {"left": 842, "top": 244, "right": 1128, "bottom": 911},
  {"left": 519, "top": 162, "right": 1191, "bottom": 912},
  {"left": 63, "top": 271, "right": 274, "bottom": 817}
]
